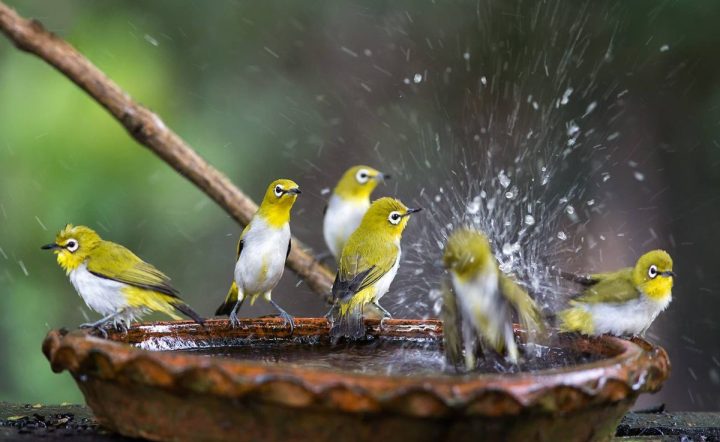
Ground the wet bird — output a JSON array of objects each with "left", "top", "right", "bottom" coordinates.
[
  {"left": 442, "top": 228, "right": 545, "bottom": 368},
  {"left": 42, "top": 224, "right": 204, "bottom": 334},
  {"left": 558, "top": 250, "right": 675, "bottom": 337},
  {"left": 323, "top": 165, "right": 389, "bottom": 260},
  {"left": 328, "top": 197, "right": 421, "bottom": 340},
  {"left": 216, "top": 179, "right": 301, "bottom": 331}
]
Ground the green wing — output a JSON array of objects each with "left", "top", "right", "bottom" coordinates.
[
  {"left": 561, "top": 267, "right": 632, "bottom": 286},
  {"left": 575, "top": 270, "right": 640, "bottom": 304},
  {"left": 87, "top": 241, "right": 179, "bottom": 298},
  {"left": 441, "top": 279, "right": 463, "bottom": 367},
  {"left": 499, "top": 273, "right": 545, "bottom": 335},
  {"left": 332, "top": 241, "right": 397, "bottom": 302}
]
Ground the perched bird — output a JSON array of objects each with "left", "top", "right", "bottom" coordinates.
[
  {"left": 216, "top": 179, "right": 301, "bottom": 330},
  {"left": 328, "top": 197, "right": 421, "bottom": 340},
  {"left": 323, "top": 165, "right": 389, "bottom": 260},
  {"left": 558, "top": 250, "right": 675, "bottom": 337},
  {"left": 442, "top": 228, "right": 545, "bottom": 368},
  {"left": 42, "top": 224, "right": 204, "bottom": 334}
]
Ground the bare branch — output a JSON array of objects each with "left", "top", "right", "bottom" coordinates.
[{"left": 0, "top": 2, "right": 334, "bottom": 301}]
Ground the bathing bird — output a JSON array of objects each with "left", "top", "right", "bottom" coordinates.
[
  {"left": 328, "top": 197, "right": 421, "bottom": 340},
  {"left": 323, "top": 165, "right": 389, "bottom": 260},
  {"left": 42, "top": 224, "right": 204, "bottom": 334},
  {"left": 442, "top": 228, "right": 545, "bottom": 368},
  {"left": 558, "top": 250, "right": 674, "bottom": 337},
  {"left": 215, "top": 179, "right": 301, "bottom": 331}
]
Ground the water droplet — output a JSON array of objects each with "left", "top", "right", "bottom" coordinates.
[
  {"left": 413, "top": 73, "right": 423, "bottom": 84},
  {"left": 320, "top": 187, "right": 331, "bottom": 195},
  {"left": 480, "top": 76, "right": 487, "bottom": 85},
  {"left": 462, "top": 51, "right": 470, "bottom": 60},
  {"left": 565, "top": 205, "right": 575, "bottom": 215},
  {"left": 660, "top": 44, "right": 670, "bottom": 52},
  {"left": 557, "top": 231, "right": 567, "bottom": 241},
  {"left": 634, "top": 171, "right": 645, "bottom": 182},
  {"left": 524, "top": 215, "right": 535, "bottom": 226},
  {"left": 467, "top": 196, "right": 481, "bottom": 215},
  {"left": 505, "top": 186, "right": 518, "bottom": 200},
  {"left": 560, "top": 87, "right": 573, "bottom": 105},
  {"left": 498, "top": 170, "right": 511, "bottom": 188}
]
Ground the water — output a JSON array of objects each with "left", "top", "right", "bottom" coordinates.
[{"left": 172, "top": 338, "right": 603, "bottom": 376}]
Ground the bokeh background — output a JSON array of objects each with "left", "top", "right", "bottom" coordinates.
[{"left": 1, "top": 0, "right": 719, "bottom": 410}]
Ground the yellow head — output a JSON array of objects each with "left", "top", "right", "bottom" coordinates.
[
  {"left": 257, "top": 179, "right": 301, "bottom": 228},
  {"left": 42, "top": 224, "right": 102, "bottom": 273},
  {"left": 443, "top": 228, "right": 494, "bottom": 281},
  {"left": 631, "top": 249, "right": 675, "bottom": 301},
  {"left": 355, "top": 197, "right": 421, "bottom": 241},
  {"left": 333, "top": 165, "right": 388, "bottom": 201}
]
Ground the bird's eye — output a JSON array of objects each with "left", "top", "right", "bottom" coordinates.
[
  {"left": 274, "top": 185, "right": 284, "bottom": 197},
  {"left": 66, "top": 239, "right": 79, "bottom": 252},
  {"left": 355, "top": 169, "right": 370, "bottom": 184},
  {"left": 648, "top": 265, "right": 658, "bottom": 279},
  {"left": 388, "top": 211, "right": 402, "bottom": 225}
]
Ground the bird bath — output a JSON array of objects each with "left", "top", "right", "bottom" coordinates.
[{"left": 42, "top": 318, "right": 669, "bottom": 442}]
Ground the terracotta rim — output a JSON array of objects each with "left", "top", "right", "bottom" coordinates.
[{"left": 42, "top": 318, "right": 670, "bottom": 417}]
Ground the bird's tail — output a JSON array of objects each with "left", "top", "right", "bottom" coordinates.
[
  {"left": 215, "top": 281, "right": 239, "bottom": 316},
  {"left": 329, "top": 291, "right": 372, "bottom": 341},
  {"left": 173, "top": 301, "right": 205, "bottom": 326},
  {"left": 441, "top": 280, "right": 464, "bottom": 368}
]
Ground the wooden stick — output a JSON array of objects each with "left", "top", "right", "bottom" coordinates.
[{"left": 0, "top": 2, "right": 334, "bottom": 301}]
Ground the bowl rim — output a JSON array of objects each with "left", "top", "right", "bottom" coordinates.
[{"left": 42, "top": 317, "right": 670, "bottom": 417}]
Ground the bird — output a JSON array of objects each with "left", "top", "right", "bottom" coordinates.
[
  {"left": 42, "top": 224, "right": 204, "bottom": 335},
  {"left": 558, "top": 250, "right": 675, "bottom": 337},
  {"left": 328, "top": 197, "right": 421, "bottom": 340},
  {"left": 323, "top": 165, "right": 389, "bottom": 260},
  {"left": 215, "top": 179, "right": 301, "bottom": 331},
  {"left": 442, "top": 228, "right": 545, "bottom": 368}
]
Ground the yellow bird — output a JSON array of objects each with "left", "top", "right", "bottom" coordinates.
[
  {"left": 328, "top": 197, "right": 421, "bottom": 340},
  {"left": 442, "top": 228, "right": 545, "bottom": 367},
  {"left": 42, "top": 224, "right": 204, "bottom": 334},
  {"left": 216, "top": 179, "right": 301, "bottom": 330},
  {"left": 559, "top": 250, "right": 675, "bottom": 337},
  {"left": 323, "top": 165, "right": 389, "bottom": 260}
]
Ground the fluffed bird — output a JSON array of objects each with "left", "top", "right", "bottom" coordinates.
[
  {"left": 442, "top": 228, "right": 545, "bottom": 368},
  {"left": 558, "top": 249, "right": 674, "bottom": 337},
  {"left": 215, "top": 179, "right": 301, "bottom": 331},
  {"left": 328, "top": 197, "right": 421, "bottom": 340},
  {"left": 42, "top": 224, "right": 204, "bottom": 334},
  {"left": 323, "top": 165, "right": 389, "bottom": 260}
]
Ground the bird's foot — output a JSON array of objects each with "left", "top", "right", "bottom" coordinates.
[
  {"left": 80, "top": 322, "right": 108, "bottom": 339},
  {"left": 278, "top": 311, "right": 295, "bottom": 335},
  {"left": 228, "top": 311, "right": 241, "bottom": 328}
]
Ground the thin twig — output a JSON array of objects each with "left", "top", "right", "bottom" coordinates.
[{"left": 0, "top": 2, "right": 333, "bottom": 301}]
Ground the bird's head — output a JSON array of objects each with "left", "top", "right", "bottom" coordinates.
[
  {"left": 334, "top": 165, "right": 388, "bottom": 201},
  {"left": 443, "top": 227, "right": 493, "bottom": 281},
  {"left": 632, "top": 249, "right": 674, "bottom": 300},
  {"left": 359, "top": 197, "right": 421, "bottom": 240},
  {"left": 42, "top": 224, "right": 101, "bottom": 272},
  {"left": 258, "top": 179, "right": 301, "bottom": 227}
]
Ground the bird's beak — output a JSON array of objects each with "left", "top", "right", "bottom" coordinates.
[
  {"left": 403, "top": 207, "right": 423, "bottom": 217},
  {"left": 375, "top": 173, "right": 391, "bottom": 182},
  {"left": 41, "top": 243, "right": 61, "bottom": 251},
  {"left": 287, "top": 187, "right": 302, "bottom": 195},
  {"left": 662, "top": 271, "right": 676, "bottom": 278}
]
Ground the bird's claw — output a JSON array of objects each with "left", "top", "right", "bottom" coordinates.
[
  {"left": 80, "top": 323, "right": 108, "bottom": 339},
  {"left": 228, "top": 312, "right": 241, "bottom": 328},
  {"left": 279, "top": 312, "right": 295, "bottom": 335}
]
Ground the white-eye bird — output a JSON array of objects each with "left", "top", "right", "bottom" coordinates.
[
  {"left": 323, "top": 165, "right": 389, "bottom": 260},
  {"left": 328, "top": 197, "right": 421, "bottom": 340},
  {"left": 558, "top": 250, "right": 675, "bottom": 337},
  {"left": 42, "top": 224, "right": 204, "bottom": 334},
  {"left": 215, "top": 179, "right": 301, "bottom": 330},
  {"left": 442, "top": 228, "right": 545, "bottom": 368}
]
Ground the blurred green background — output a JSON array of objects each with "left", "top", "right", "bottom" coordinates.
[{"left": 1, "top": 0, "right": 719, "bottom": 410}]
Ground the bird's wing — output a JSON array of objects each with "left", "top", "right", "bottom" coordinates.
[
  {"left": 560, "top": 267, "right": 633, "bottom": 286},
  {"left": 87, "top": 241, "right": 179, "bottom": 298},
  {"left": 441, "top": 279, "right": 464, "bottom": 367},
  {"left": 499, "top": 273, "right": 546, "bottom": 335},
  {"left": 332, "top": 242, "right": 397, "bottom": 303},
  {"left": 235, "top": 224, "right": 251, "bottom": 260},
  {"left": 575, "top": 273, "right": 640, "bottom": 304},
  {"left": 286, "top": 239, "right": 291, "bottom": 259}
]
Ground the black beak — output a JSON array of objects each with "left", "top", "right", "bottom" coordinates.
[
  {"left": 376, "top": 173, "right": 391, "bottom": 181},
  {"left": 662, "top": 271, "right": 676, "bottom": 278},
  {"left": 41, "top": 243, "right": 61, "bottom": 250},
  {"left": 404, "top": 207, "right": 423, "bottom": 216},
  {"left": 287, "top": 187, "right": 301, "bottom": 195}
]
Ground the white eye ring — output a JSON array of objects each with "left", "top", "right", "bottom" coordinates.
[
  {"left": 274, "top": 185, "right": 284, "bottom": 197},
  {"left": 388, "top": 211, "right": 402, "bottom": 225},
  {"left": 66, "top": 239, "right": 79, "bottom": 252},
  {"left": 648, "top": 265, "right": 658, "bottom": 279},
  {"left": 355, "top": 169, "right": 370, "bottom": 184}
]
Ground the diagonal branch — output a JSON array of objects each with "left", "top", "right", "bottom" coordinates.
[{"left": 0, "top": 2, "right": 333, "bottom": 301}]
